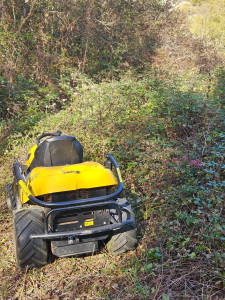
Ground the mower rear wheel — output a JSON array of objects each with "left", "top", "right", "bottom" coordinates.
[
  {"left": 13, "top": 209, "right": 48, "bottom": 270},
  {"left": 107, "top": 198, "right": 137, "bottom": 255},
  {"left": 5, "top": 183, "right": 17, "bottom": 210}
]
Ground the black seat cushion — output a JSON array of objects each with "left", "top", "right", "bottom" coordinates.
[{"left": 29, "top": 136, "right": 83, "bottom": 171}]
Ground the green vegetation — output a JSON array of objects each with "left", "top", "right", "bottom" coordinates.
[{"left": 0, "top": 0, "right": 225, "bottom": 299}]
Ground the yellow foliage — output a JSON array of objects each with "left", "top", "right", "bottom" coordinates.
[
  {"left": 190, "top": 0, "right": 225, "bottom": 52},
  {"left": 175, "top": 1, "right": 192, "bottom": 13}
]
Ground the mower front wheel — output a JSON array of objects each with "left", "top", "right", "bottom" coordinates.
[
  {"left": 13, "top": 208, "right": 48, "bottom": 270},
  {"left": 107, "top": 198, "right": 137, "bottom": 255}
]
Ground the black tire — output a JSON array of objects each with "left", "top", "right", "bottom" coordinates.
[
  {"left": 13, "top": 209, "right": 48, "bottom": 270},
  {"left": 107, "top": 198, "right": 137, "bottom": 255},
  {"left": 5, "top": 183, "right": 17, "bottom": 210}
]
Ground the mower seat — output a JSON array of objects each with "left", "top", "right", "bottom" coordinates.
[{"left": 29, "top": 136, "right": 83, "bottom": 171}]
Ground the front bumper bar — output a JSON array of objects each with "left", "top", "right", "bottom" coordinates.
[
  {"left": 30, "top": 200, "right": 134, "bottom": 240},
  {"left": 30, "top": 219, "right": 134, "bottom": 240}
]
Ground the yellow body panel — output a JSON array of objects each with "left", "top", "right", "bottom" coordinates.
[
  {"left": 25, "top": 161, "right": 117, "bottom": 200},
  {"left": 26, "top": 144, "right": 38, "bottom": 167},
  {"left": 18, "top": 180, "right": 31, "bottom": 204},
  {"left": 18, "top": 184, "right": 29, "bottom": 204}
]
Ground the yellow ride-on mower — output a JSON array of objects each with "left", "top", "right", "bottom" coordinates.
[{"left": 5, "top": 131, "right": 137, "bottom": 269}]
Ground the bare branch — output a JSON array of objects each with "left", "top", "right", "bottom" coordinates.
[{"left": 16, "top": 0, "right": 37, "bottom": 33}]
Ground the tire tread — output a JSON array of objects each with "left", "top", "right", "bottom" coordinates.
[
  {"left": 13, "top": 209, "right": 47, "bottom": 269},
  {"left": 107, "top": 198, "right": 137, "bottom": 255}
]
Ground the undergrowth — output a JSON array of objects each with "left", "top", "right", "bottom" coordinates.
[{"left": 0, "top": 68, "right": 225, "bottom": 299}]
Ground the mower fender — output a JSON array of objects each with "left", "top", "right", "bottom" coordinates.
[{"left": 26, "top": 162, "right": 117, "bottom": 198}]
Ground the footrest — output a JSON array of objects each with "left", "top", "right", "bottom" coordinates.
[{"left": 51, "top": 240, "right": 98, "bottom": 257}]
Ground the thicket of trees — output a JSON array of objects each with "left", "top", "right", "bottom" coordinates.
[
  {"left": 0, "top": 0, "right": 168, "bottom": 82},
  {"left": 0, "top": 0, "right": 224, "bottom": 123},
  {"left": 1, "top": 0, "right": 224, "bottom": 82}
]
